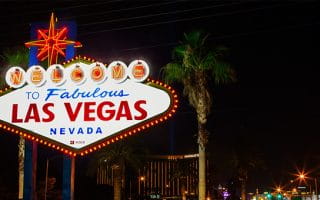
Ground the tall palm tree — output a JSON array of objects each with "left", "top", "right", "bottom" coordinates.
[
  {"left": 162, "top": 31, "right": 235, "bottom": 200},
  {"left": 0, "top": 47, "right": 29, "bottom": 200},
  {"left": 89, "top": 139, "right": 147, "bottom": 200}
]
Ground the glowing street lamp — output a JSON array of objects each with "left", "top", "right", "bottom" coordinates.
[
  {"left": 138, "top": 176, "right": 145, "bottom": 195},
  {"left": 299, "top": 173, "right": 306, "bottom": 180},
  {"left": 295, "top": 170, "right": 318, "bottom": 200},
  {"left": 277, "top": 187, "right": 282, "bottom": 193}
]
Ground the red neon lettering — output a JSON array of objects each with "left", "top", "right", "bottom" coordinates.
[
  {"left": 84, "top": 102, "right": 96, "bottom": 121},
  {"left": 97, "top": 101, "right": 115, "bottom": 121},
  {"left": 11, "top": 104, "right": 23, "bottom": 123},
  {"left": 24, "top": 104, "right": 40, "bottom": 122},
  {"left": 116, "top": 101, "right": 132, "bottom": 120},
  {"left": 64, "top": 102, "right": 82, "bottom": 121},
  {"left": 134, "top": 100, "right": 147, "bottom": 120},
  {"left": 42, "top": 103, "right": 55, "bottom": 122}
]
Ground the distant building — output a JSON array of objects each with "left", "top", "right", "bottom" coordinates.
[{"left": 96, "top": 153, "right": 211, "bottom": 198}]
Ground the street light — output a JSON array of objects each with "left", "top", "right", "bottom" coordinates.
[
  {"left": 296, "top": 170, "right": 318, "bottom": 200},
  {"left": 277, "top": 187, "right": 281, "bottom": 193},
  {"left": 138, "top": 176, "right": 145, "bottom": 196},
  {"left": 299, "top": 173, "right": 305, "bottom": 180}
]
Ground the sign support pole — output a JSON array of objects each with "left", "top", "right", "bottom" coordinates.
[
  {"left": 62, "top": 157, "right": 75, "bottom": 200},
  {"left": 23, "top": 140, "right": 37, "bottom": 200},
  {"left": 23, "top": 28, "right": 38, "bottom": 199},
  {"left": 62, "top": 22, "right": 76, "bottom": 200}
]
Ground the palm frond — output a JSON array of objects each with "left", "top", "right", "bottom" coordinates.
[
  {"left": 87, "top": 139, "right": 148, "bottom": 177},
  {"left": 173, "top": 45, "right": 187, "bottom": 60},
  {"left": 2, "top": 47, "right": 29, "bottom": 69},
  {"left": 162, "top": 30, "right": 236, "bottom": 89},
  {"left": 161, "top": 62, "right": 188, "bottom": 83},
  {"left": 200, "top": 51, "right": 217, "bottom": 70},
  {"left": 212, "top": 45, "right": 229, "bottom": 57},
  {"left": 211, "top": 61, "right": 236, "bottom": 84},
  {"left": 184, "top": 31, "right": 202, "bottom": 48}
]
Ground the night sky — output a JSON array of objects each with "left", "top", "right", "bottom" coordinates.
[{"left": 0, "top": 1, "right": 319, "bottom": 195}]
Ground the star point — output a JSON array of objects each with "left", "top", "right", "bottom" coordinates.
[{"left": 25, "top": 13, "right": 82, "bottom": 66}]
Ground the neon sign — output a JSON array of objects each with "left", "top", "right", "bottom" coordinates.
[{"left": 0, "top": 56, "right": 178, "bottom": 156}]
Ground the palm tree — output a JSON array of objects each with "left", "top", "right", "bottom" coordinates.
[
  {"left": 162, "top": 31, "right": 235, "bottom": 200},
  {"left": 89, "top": 139, "right": 147, "bottom": 200},
  {"left": 0, "top": 47, "right": 29, "bottom": 200},
  {"left": 230, "top": 136, "right": 265, "bottom": 200}
]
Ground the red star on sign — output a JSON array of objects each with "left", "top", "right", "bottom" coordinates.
[{"left": 25, "top": 13, "right": 82, "bottom": 66}]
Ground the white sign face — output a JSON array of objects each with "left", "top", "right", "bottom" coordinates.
[{"left": 0, "top": 59, "right": 177, "bottom": 155}]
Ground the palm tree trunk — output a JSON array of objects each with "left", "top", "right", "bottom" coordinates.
[
  {"left": 241, "top": 180, "right": 246, "bottom": 200},
  {"left": 18, "top": 136, "right": 25, "bottom": 200},
  {"left": 198, "top": 128, "right": 206, "bottom": 200},
  {"left": 196, "top": 73, "right": 209, "bottom": 200},
  {"left": 113, "top": 165, "right": 122, "bottom": 200}
]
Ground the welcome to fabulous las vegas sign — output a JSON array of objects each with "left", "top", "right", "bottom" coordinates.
[{"left": 0, "top": 57, "right": 178, "bottom": 156}]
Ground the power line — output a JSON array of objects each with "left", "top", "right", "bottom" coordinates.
[
  {"left": 116, "top": 21, "right": 319, "bottom": 52},
  {"left": 76, "top": 2, "right": 243, "bottom": 27},
  {"left": 58, "top": 1, "right": 120, "bottom": 10},
  {"left": 1, "top": 19, "right": 316, "bottom": 49},
  {"left": 0, "top": 2, "right": 116, "bottom": 19},
  {"left": 60, "top": 1, "right": 183, "bottom": 21},
  {"left": 0, "top": 2, "right": 305, "bottom": 38},
  {"left": 79, "top": 3, "right": 300, "bottom": 36},
  {"left": 0, "top": 1, "right": 184, "bottom": 34}
]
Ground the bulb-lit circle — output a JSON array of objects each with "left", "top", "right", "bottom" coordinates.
[
  {"left": 88, "top": 62, "right": 107, "bottom": 84},
  {"left": 5, "top": 66, "right": 26, "bottom": 88},
  {"left": 26, "top": 65, "right": 46, "bottom": 87},
  {"left": 46, "top": 64, "right": 66, "bottom": 86},
  {"left": 128, "top": 60, "right": 150, "bottom": 82},
  {"left": 66, "top": 63, "right": 87, "bottom": 85},
  {"left": 106, "top": 61, "right": 128, "bottom": 84}
]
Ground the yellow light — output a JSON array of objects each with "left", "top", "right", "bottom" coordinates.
[
  {"left": 140, "top": 176, "right": 145, "bottom": 181},
  {"left": 299, "top": 174, "right": 305, "bottom": 179}
]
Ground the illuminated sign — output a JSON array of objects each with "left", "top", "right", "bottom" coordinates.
[{"left": 0, "top": 57, "right": 178, "bottom": 156}]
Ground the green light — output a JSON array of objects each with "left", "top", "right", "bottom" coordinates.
[
  {"left": 267, "top": 194, "right": 272, "bottom": 199},
  {"left": 277, "top": 194, "right": 282, "bottom": 199}
]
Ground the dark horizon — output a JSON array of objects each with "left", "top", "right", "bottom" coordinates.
[{"left": 0, "top": 1, "right": 319, "bottom": 197}]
